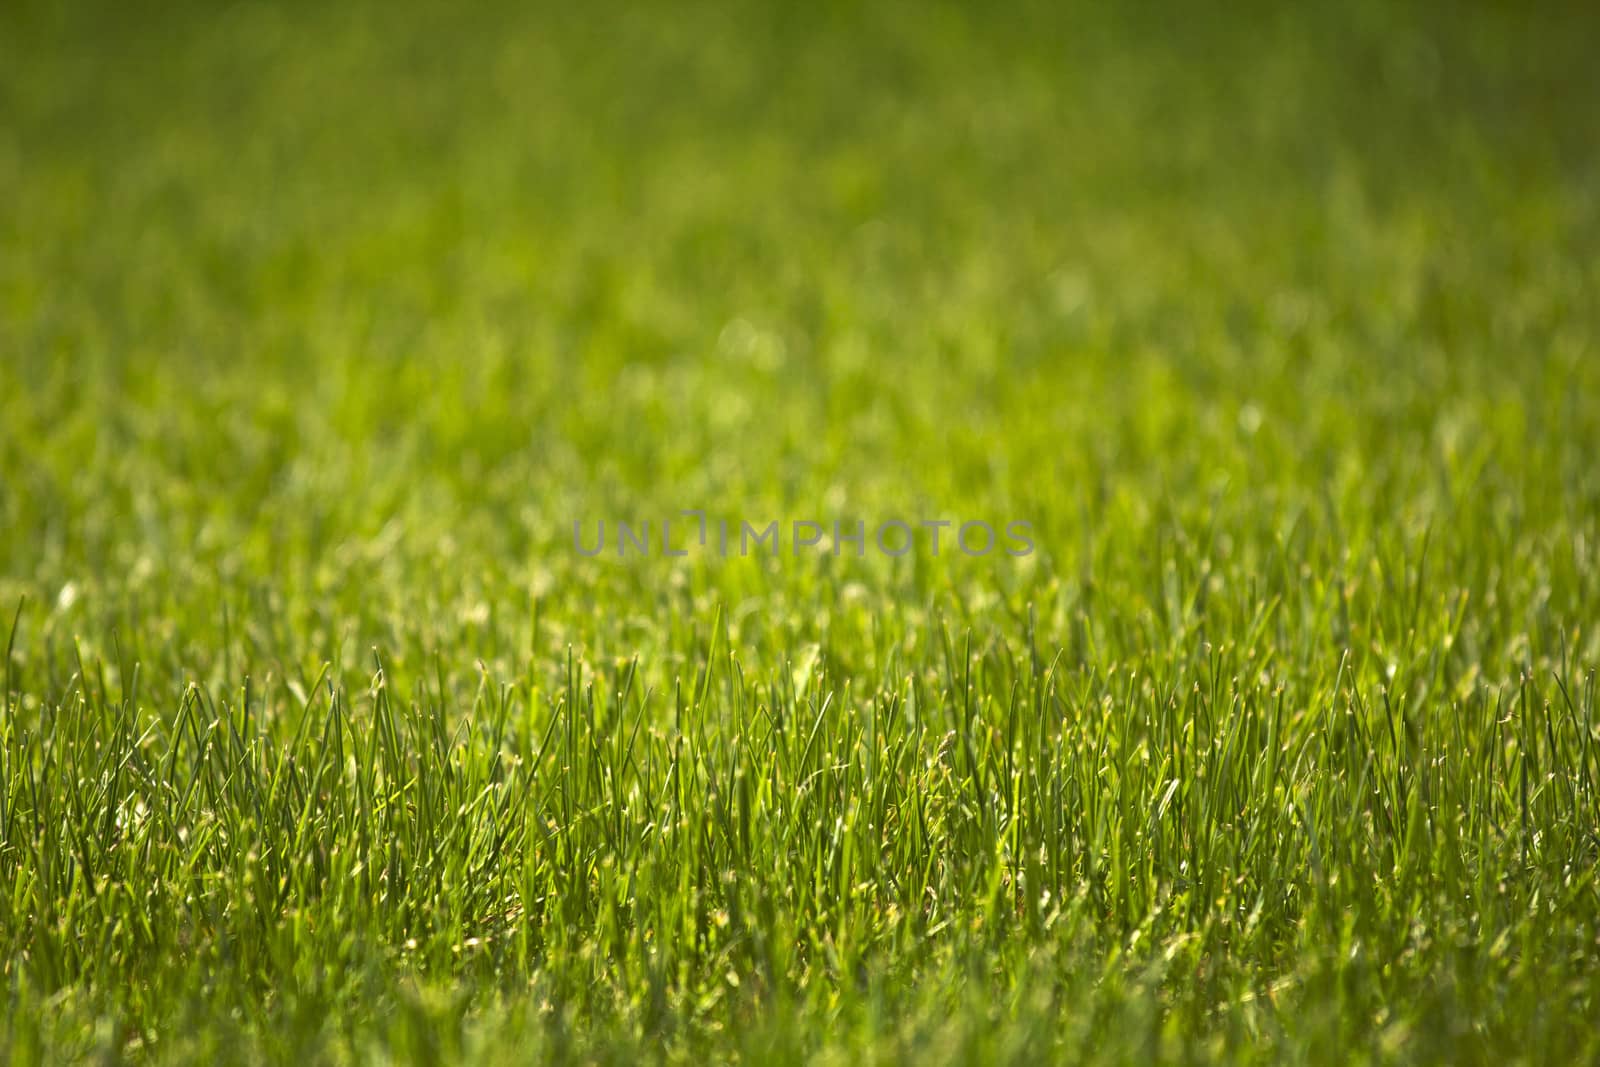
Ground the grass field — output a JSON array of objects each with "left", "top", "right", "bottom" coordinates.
[{"left": 4, "top": 0, "right": 1600, "bottom": 1062}]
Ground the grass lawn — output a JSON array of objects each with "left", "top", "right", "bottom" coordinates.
[{"left": 3, "top": 0, "right": 1600, "bottom": 1062}]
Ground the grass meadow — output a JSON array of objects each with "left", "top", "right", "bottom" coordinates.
[{"left": 3, "top": 0, "right": 1600, "bottom": 1062}]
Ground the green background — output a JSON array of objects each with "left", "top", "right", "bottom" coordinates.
[{"left": 2, "top": 1, "right": 1598, "bottom": 1062}]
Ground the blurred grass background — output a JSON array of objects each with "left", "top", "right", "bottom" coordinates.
[{"left": 4, "top": 0, "right": 1597, "bottom": 684}]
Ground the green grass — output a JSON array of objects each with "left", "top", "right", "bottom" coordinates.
[{"left": 3, "top": 0, "right": 1600, "bottom": 1062}]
